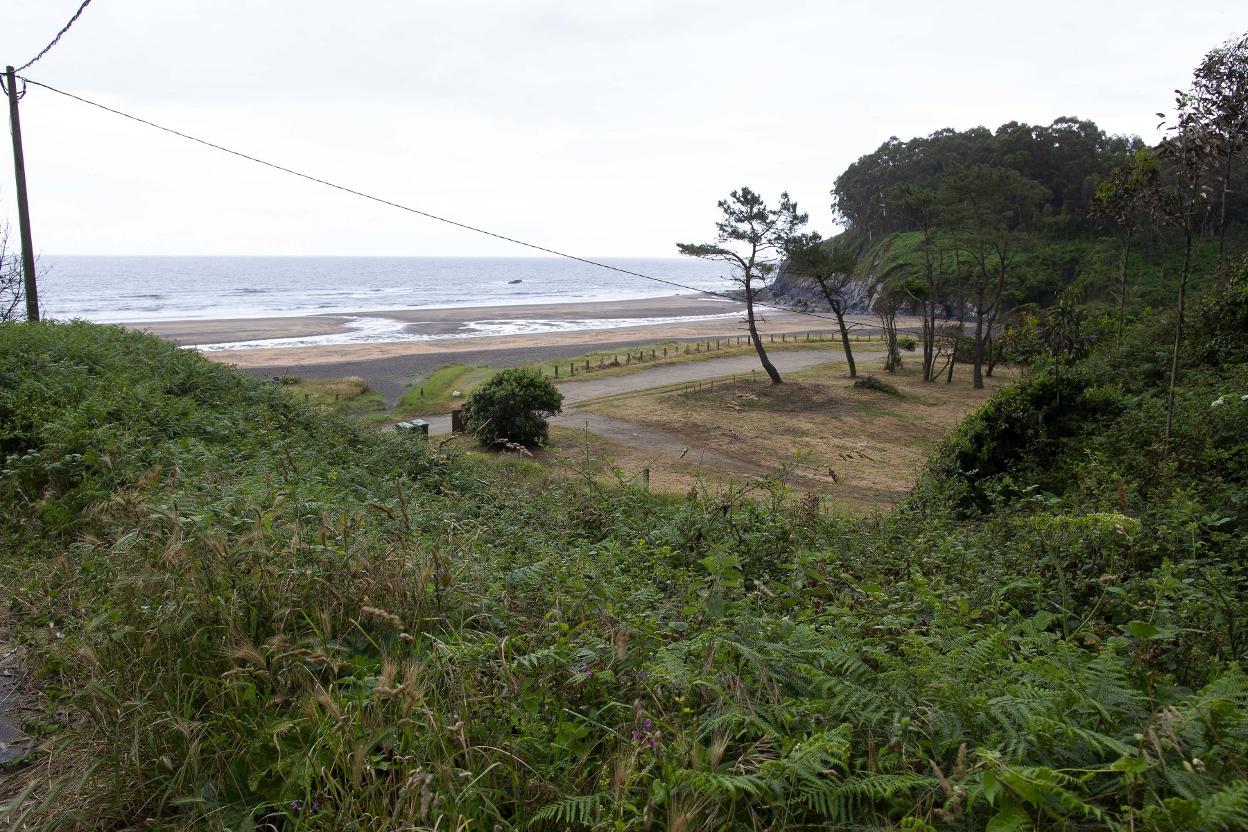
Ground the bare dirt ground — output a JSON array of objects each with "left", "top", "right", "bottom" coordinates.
[
  {"left": 0, "top": 611, "right": 34, "bottom": 773},
  {"left": 565, "top": 356, "right": 1016, "bottom": 513}
]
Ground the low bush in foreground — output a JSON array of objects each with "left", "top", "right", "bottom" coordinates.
[{"left": 0, "top": 320, "right": 1245, "bottom": 831}]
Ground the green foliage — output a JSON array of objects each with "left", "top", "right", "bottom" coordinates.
[
  {"left": 1, "top": 320, "right": 1245, "bottom": 831},
  {"left": 460, "top": 366, "right": 563, "bottom": 447},
  {"left": 923, "top": 368, "right": 1118, "bottom": 511},
  {"left": 1190, "top": 256, "right": 1248, "bottom": 367},
  {"left": 395, "top": 362, "right": 493, "bottom": 417},
  {"left": 833, "top": 118, "right": 1144, "bottom": 235}
]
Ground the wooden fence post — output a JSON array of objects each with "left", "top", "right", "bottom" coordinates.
[{"left": 642, "top": 468, "right": 650, "bottom": 490}]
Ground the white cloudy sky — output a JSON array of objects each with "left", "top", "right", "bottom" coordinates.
[{"left": 0, "top": 1, "right": 1240, "bottom": 257}]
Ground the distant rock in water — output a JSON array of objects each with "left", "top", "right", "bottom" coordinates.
[{"left": 508, "top": 279, "right": 522, "bottom": 284}]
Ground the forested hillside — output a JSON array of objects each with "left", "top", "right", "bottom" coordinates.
[
  {"left": 811, "top": 116, "right": 1237, "bottom": 310},
  {"left": 771, "top": 32, "right": 1247, "bottom": 397}
]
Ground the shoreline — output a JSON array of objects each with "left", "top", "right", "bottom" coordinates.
[
  {"left": 120, "top": 294, "right": 905, "bottom": 405},
  {"left": 124, "top": 294, "right": 743, "bottom": 347}
]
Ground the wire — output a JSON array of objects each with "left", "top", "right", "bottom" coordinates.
[
  {"left": 15, "top": 0, "right": 95, "bottom": 72},
  {"left": 17, "top": 74, "right": 876, "bottom": 328},
  {"left": 0, "top": 74, "right": 26, "bottom": 100}
]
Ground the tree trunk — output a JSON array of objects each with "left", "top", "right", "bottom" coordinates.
[
  {"left": 834, "top": 310, "right": 857, "bottom": 378},
  {"left": 1218, "top": 150, "right": 1235, "bottom": 259},
  {"left": 986, "top": 333, "right": 997, "bottom": 377},
  {"left": 1165, "top": 234, "right": 1193, "bottom": 445},
  {"left": 881, "top": 309, "right": 900, "bottom": 372},
  {"left": 745, "top": 283, "right": 782, "bottom": 384},
  {"left": 972, "top": 286, "right": 986, "bottom": 389},
  {"left": 920, "top": 245, "right": 937, "bottom": 382},
  {"left": 1117, "top": 229, "right": 1132, "bottom": 347},
  {"left": 922, "top": 306, "right": 935, "bottom": 382}
]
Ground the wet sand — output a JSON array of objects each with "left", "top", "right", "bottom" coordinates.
[
  {"left": 126, "top": 295, "right": 744, "bottom": 346},
  {"left": 125, "top": 295, "right": 899, "bottom": 405}
]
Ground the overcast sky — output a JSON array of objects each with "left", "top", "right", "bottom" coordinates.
[{"left": 0, "top": 1, "right": 1240, "bottom": 257}]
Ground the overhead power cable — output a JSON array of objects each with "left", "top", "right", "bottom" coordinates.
[
  {"left": 15, "top": 0, "right": 95, "bottom": 72},
  {"left": 18, "top": 75, "right": 880, "bottom": 328}
]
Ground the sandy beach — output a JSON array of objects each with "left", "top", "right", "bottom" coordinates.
[
  {"left": 127, "top": 295, "right": 746, "bottom": 347},
  {"left": 125, "top": 295, "right": 895, "bottom": 404}
]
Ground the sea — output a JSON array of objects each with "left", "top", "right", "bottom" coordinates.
[{"left": 36, "top": 256, "right": 740, "bottom": 349}]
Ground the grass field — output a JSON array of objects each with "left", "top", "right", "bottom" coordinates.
[
  {"left": 392, "top": 363, "right": 494, "bottom": 417},
  {"left": 571, "top": 355, "right": 1013, "bottom": 512},
  {"left": 284, "top": 375, "right": 387, "bottom": 418}
]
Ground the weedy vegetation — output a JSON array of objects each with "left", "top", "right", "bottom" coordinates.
[{"left": 0, "top": 262, "right": 1245, "bottom": 830}]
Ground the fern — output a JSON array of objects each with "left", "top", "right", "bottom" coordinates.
[
  {"left": 1195, "top": 779, "right": 1248, "bottom": 831},
  {"left": 673, "top": 768, "right": 769, "bottom": 798},
  {"left": 813, "top": 773, "right": 938, "bottom": 823},
  {"left": 529, "top": 792, "right": 606, "bottom": 828}
]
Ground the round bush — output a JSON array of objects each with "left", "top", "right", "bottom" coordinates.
[{"left": 460, "top": 368, "right": 563, "bottom": 447}]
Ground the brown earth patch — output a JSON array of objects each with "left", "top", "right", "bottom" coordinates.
[{"left": 577, "top": 355, "right": 1016, "bottom": 513}]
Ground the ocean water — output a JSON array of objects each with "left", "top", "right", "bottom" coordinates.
[{"left": 38, "top": 256, "right": 735, "bottom": 322}]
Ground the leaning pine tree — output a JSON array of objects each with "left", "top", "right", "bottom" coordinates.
[
  {"left": 785, "top": 236, "right": 860, "bottom": 377},
  {"left": 678, "top": 187, "right": 807, "bottom": 384}
]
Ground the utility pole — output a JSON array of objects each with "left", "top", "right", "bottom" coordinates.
[{"left": 6, "top": 66, "right": 39, "bottom": 321}]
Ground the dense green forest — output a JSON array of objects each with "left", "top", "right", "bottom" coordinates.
[
  {"left": 769, "top": 32, "right": 1248, "bottom": 397},
  {"left": 816, "top": 117, "right": 1237, "bottom": 313}
]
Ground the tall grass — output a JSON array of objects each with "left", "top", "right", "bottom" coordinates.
[{"left": 1, "top": 319, "right": 1245, "bottom": 831}]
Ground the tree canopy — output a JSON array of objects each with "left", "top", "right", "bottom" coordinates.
[{"left": 832, "top": 118, "right": 1145, "bottom": 236}]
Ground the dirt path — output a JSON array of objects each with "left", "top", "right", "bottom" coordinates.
[
  {"left": 560, "top": 413, "right": 770, "bottom": 478},
  {"left": 424, "top": 348, "right": 876, "bottom": 434},
  {"left": 0, "top": 640, "right": 32, "bottom": 767}
]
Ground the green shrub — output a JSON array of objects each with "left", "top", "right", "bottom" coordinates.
[
  {"left": 1190, "top": 256, "right": 1248, "bottom": 368},
  {"left": 921, "top": 368, "right": 1122, "bottom": 512},
  {"left": 897, "top": 335, "right": 917, "bottom": 351},
  {"left": 460, "top": 367, "right": 563, "bottom": 446}
]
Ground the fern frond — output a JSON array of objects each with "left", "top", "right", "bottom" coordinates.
[{"left": 529, "top": 792, "right": 606, "bottom": 828}]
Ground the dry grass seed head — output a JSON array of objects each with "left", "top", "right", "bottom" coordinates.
[{"left": 361, "top": 605, "right": 404, "bottom": 629}]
